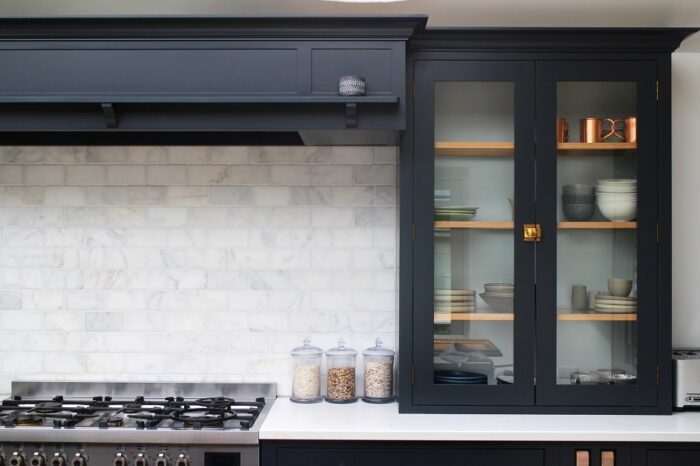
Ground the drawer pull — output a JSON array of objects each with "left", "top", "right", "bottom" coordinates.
[
  {"left": 601, "top": 451, "right": 615, "bottom": 466},
  {"left": 575, "top": 450, "right": 590, "bottom": 466}
]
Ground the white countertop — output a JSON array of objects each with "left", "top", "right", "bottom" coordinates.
[{"left": 260, "top": 398, "right": 700, "bottom": 442}]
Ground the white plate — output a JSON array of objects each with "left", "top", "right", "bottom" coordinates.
[
  {"left": 595, "top": 307, "right": 637, "bottom": 313},
  {"left": 596, "top": 295, "right": 637, "bottom": 302},
  {"left": 597, "top": 179, "right": 637, "bottom": 185},
  {"left": 435, "top": 289, "right": 476, "bottom": 296},
  {"left": 595, "top": 305, "right": 637, "bottom": 311},
  {"left": 434, "top": 295, "right": 476, "bottom": 302},
  {"left": 481, "top": 291, "right": 515, "bottom": 297}
]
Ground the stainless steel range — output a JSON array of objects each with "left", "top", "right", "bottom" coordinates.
[{"left": 0, "top": 382, "right": 276, "bottom": 466}]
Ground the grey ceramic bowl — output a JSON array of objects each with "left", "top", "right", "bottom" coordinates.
[
  {"left": 608, "top": 278, "right": 633, "bottom": 297},
  {"left": 562, "top": 203, "right": 595, "bottom": 221},
  {"left": 562, "top": 193, "right": 595, "bottom": 204},
  {"left": 562, "top": 184, "right": 595, "bottom": 196}
]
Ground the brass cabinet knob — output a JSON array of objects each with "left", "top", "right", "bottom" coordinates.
[
  {"left": 523, "top": 224, "right": 542, "bottom": 242},
  {"left": 575, "top": 450, "right": 590, "bottom": 466}
]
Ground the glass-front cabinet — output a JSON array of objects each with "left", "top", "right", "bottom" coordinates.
[{"left": 407, "top": 59, "right": 662, "bottom": 413}]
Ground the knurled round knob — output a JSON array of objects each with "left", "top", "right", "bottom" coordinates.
[{"left": 9, "top": 453, "right": 25, "bottom": 466}]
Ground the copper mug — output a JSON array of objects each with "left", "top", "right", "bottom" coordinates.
[
  {"left": 624, "top": 117, "right": 637, "bottom": 143},
  {"left": 556, "top": 117, "right": 571, "bottom": 143},
  {"left": 579, "top": 118, "right": 617, "bottom": 143}
]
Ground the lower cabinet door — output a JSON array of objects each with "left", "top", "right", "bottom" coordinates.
[
  {"left": 646, "top": 449, "right": 700, "bottom": 465},
  {"left": 266, "top": 444, "right": 546, "bottom": 466}
]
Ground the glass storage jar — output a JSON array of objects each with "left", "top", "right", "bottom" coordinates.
[
  {"left": 362, "top": 338, "right": 395, "bottom": 403},
  {"left": 325, "top": 339, "right": 358, "bottom": 403},
  {"left": 290, "top": 339, "right": 323, "bottom": 403}
]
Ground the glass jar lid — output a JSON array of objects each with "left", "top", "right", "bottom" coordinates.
[
  {"left": 325, "top": 338, "right": 357, "bottom": 357},
  {"left": 291, "top": 338, "right": 323, "bottom": 356},
  {"left": 363, "top": 338, "right": 395, "bottom": 357}
]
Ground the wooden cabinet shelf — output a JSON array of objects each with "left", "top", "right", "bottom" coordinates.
[
  {"left": 558, "top": 222, "right": 636, "bottom": 229},
  {"left": 557, "top": 142, "right": 637, "bottom": 155},
  {"left": 435, "top": 141, "right": 514, "bottom": 157},
  {"left": 434, "top": 221, "right": 514, "bottom": 229},
  {"left": 558, "top": 313, "right": 637, "bottom": 321},
  {"left": 434, "top": 221, "right": 635, "bottom": 230},
  {"left": 434, "top": 312, "right": 514, "bottom": 321}
]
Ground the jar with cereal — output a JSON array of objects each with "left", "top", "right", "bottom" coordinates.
[
  {"left": 290, "top": 339, "right": 323, "bottom": 403},
  {"left": 362, "top": 338, "right": 395, "bottom": 403},
  {"left": 325, "top": 339, "right": 358, "bottom": 403}
]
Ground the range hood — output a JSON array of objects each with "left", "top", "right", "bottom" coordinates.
[{"left": 0, "top": 16, "right": 426, "bottom": 145}]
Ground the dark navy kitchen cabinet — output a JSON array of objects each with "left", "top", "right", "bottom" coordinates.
[{"left": 399, "top": 28, "right": 697, "bottom": 414}]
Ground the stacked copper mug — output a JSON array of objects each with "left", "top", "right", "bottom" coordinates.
[{"left": 556, "top": 117, "right": 637, "bottom": 143}]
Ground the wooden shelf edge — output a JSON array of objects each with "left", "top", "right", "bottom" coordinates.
[
  {"left": 558, "top": 313, "right": 637, "bottom": 321},
  {"left": 435, "top": 221, "right": 514, "bottom": 230},
  {"left": 557, "top": 142, "right": 637, "bottom": 152},
  {"left": 434, "top": 312, "right": 514, "bottom": 321},
  {"left": 435, "top": 141, "right": 514, "bottom": 157},
  {"left": 558, "top": 221, "right": 637, "bottom": 229}
]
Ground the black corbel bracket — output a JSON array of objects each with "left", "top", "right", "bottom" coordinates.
[
  {"left": 345, "top": 103, "right": 358, "bottom": 128},
  {"left": 101, "top": 103, "right": 118, "bottom": 128}
]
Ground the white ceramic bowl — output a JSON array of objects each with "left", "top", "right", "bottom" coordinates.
[{"left": 597, "top": 200, "right": 637, "bottom": 221}]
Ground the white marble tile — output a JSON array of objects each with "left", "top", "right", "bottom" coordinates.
[
  {"left": 85, "top": 312, "right": 124, "bottom": 331},
  {"left": 4, "top": 186, "right": 46, "bottom": 205},
  {"left": 354, "top": 165, "right": 396, "bottom": 185},
  {"left": 250, "top": 270, "right": 290, "bottom": 290},
  {"left": 207, "top": 147, "right": 249, "bottom": 164},
  {"left": 289, "top": 147, "right": 332, "bottom": 164},
  {"left": 166, "top": 147, "right": 210, "bottom": 164},
  {"left": 206, "top": 271, "right": 250, "bottom": 290},
  {"left": 147, "top": 207, "right": 188, "bottom": 227},
  {"left": 147, "top": 165, "right": 187, "bottom": 185},
  {"left": 312, "top": 165, "right": 353, "bottom": 185},
  {"left": 21, "top": 291, "right": 63, "bottom": 310},
  {"left": 66, "top": 165, "right": 107, "bottom": 185},
  {"left": 127, "top": 186, "right": 166, "bottom": 205},
  {"left": 228, "top": 249, "right": 269, "bottom": 269},
  {"left": 0, "top": 291, "right": 22, "bottom": 310},
  {"left": 252, "top": 186, "right": 291, "bottom": 206},
  {"left": 86, "top": 147, "right": 127, "bottom": 163},
  {"left": 291, "top": 186, "right": 332, "bottom": 206},
  {"left": 107, "top": 165, "right": 147, "bottom": 185},
  {"left": 270, "top": 165, "right": 311, "bottom": 185},
  {"left": 2, "top": 228, "right": 44, "bottom": 246},
  {"left": 332, "top": 147, "right": 374, "bottom": 164},
  {"left": 0, "top": 146, "right": 44, "bottom": 164},
  {"left": 166, "top": 186, "right": 210, "bottom": 206},
  {"left": 45, "top": 147, "right": 87, "bottom": 164},
  {"left": 332, "top": 186, "right": 374, "bottom": 206},
  {"left": 65, "top": 207, "right": 106, "bottom": 226},
  {"left": 353, "top": 249, "right": 395, "bottom": 270},
  {"left": 311, "top": 207, "right": 354, "bottom": 227},
  {"left": 248, "top": 147, "right": 291, "bottom": 164}
]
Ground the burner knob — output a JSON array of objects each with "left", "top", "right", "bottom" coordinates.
[
  {"left": 174, "top": 454, "right": 189, "bottom": 466},
  {"left": 134, "top": 453, "right": 148, "bottom": 466},
  {"left": 154, "top": 454, "right": 168, "bottom": 466},
  {"left": 51, "top": 453, "right": 66, "bottom": 466},
  {"left": 112, "top": 453, "right": 128, "bottom": 466},
  {"left": 9, "top": 452, "right": 25, "bottom": 466},
  {"left": 29, "top": 453, "right": 45, "bottom": 466},
  {"left": 71, "top": 453, "right": 86, "bottom": 466}
]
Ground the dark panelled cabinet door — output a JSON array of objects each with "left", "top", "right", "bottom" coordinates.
[
  {"left": 647, "top": 449, "right": 700, "bottom": 466},
  {"left": 274, "top": 447, "right": 545, "bottom": 466},
  {"left": 535, "top": 61, "right": 659, "bottom": 408},
  {"left": 412, "top": 60, "right": 536, "bottom": 407}
]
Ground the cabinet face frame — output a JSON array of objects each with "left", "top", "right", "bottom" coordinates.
[
  {"left": 400, "top": 47, "right": 675, "bottom": 414},
  {"left": 411, "top": 60, "right": 537, "bottom": 407}
]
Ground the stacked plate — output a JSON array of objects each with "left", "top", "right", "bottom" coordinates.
[
  {"left": 594, "top": 293, "right": 637, "bottom": 313},
  {"left": 479, "top": 283, "right": 514, "bottom": 312},
  {"left": 434, "top": 206, "right": 478, "bottom": 222},
  {"left": 434, "top": 289, "right": 476, "bottom": 313},
  {"left": 596, "top": 179, "right": 637, "bottom": 222},
  {"left": 434, "top": 370, "right": 488, "bottom": 385}
]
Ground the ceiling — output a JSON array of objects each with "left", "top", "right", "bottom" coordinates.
[{"left": 0, "top": 0, "right": 698, "bottom": 50}]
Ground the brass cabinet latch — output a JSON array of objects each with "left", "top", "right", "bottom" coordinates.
[
  {"left": 523, "top": 224, "right": 542, "bottom": 242},
  {"left": 601, "top": 451, "right": 615, "bottom": 466},
  {"left": 575, "top": 450, "right": 590, "bottom": 466}
]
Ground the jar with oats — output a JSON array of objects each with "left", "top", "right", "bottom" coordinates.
[
  {"left": 290, "top": 339, "right": 323, "bottom": 403},
  {"left": 325, "top": 339, "right": 358, "bottom": 403},
  {"left": 362, "top": 338, "right": 395, "bottom": 403}
]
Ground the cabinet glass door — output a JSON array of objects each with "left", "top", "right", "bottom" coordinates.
[
  {"left": 413, "top": 61, "right": 535, "bottom": 406},
  {"left": 536, "top": 61, "right": 659, "bottom": 407}
]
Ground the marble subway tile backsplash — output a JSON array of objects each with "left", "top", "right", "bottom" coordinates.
[{"left": 0, "top": 146, "right": 397, "bottom": 395}]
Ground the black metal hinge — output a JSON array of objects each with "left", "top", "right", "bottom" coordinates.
[{"left": 656, "top": 81, "right": 660, "bottom": 101}]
